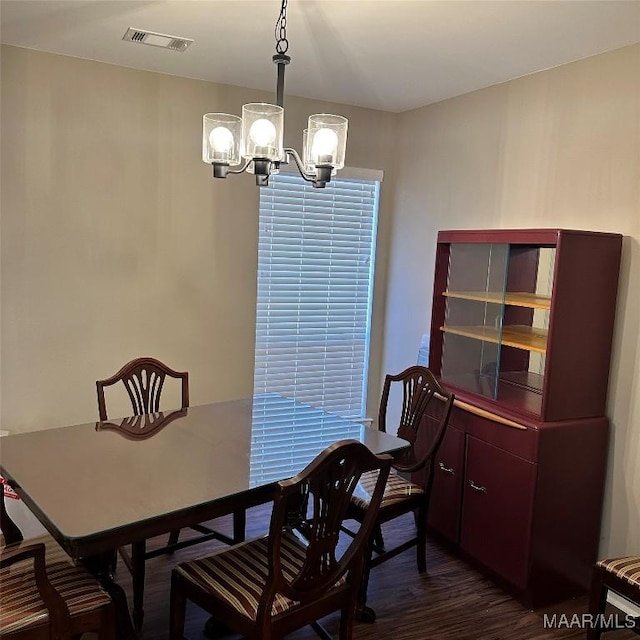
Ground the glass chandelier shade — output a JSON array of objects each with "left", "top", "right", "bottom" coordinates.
[
  {"left": 307, "top": 114, "right": 348, "bottom": 171},
  {"left": 241, "top": 103, "right": 284, "bottom": 161},
  {"left": 303, "top": 129, "right": 337, "bottom": 177},
  {"left": 202, "top": 113, "right": 242, "bottom": 165}
]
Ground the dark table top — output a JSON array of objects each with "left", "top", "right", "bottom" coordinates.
[{"left": 0, "top": 394, "right": 407, "bottom": 557}]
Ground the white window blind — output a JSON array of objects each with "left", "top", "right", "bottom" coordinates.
[
  {"left": 253, "top": 172, "right": 380, "bottom": 422},
  {"left": 248, "top": 394, "right": 368, "bottom": 485}
]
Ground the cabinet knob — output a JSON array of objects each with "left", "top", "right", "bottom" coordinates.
[
  {"left": 438, "top": 461, "right": 455, "bottom": 475},
  {"left": 468, "top": 479, "right": 487, "bottom": 493}
]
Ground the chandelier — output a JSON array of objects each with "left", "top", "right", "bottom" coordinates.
[{"left": 202, "top": 0, "right": 348, "bottom": 188}]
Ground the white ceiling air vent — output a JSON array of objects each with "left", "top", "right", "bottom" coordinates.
[{"left": 122, "top": 28, "right": 193, "bottom": 52}]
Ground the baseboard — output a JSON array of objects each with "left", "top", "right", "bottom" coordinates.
[{"left": 608, "top": 592, "right": 640, "bottom": 617}]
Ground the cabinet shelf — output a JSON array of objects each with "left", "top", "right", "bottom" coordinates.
[
  {"left": 443, "top": 291, "right": 552, "bottom": 310},
  {"left": 441, "top": 324, "right": 548, "bottom": 354}
]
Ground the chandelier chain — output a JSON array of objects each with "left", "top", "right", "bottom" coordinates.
[{"left": 275, "top": 0, "right": 289, "bottom": 54}]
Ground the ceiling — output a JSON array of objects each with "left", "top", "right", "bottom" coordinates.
[{"left": 1, "top": 0, "right": 639, "bottom": 113}]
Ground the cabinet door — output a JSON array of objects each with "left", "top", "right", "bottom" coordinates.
[
  {"left": 461, "top": 436, "right": 536, "bottom": 589},
  {"left": 427, "top": 425, "right": 464, "bottom": 543}
]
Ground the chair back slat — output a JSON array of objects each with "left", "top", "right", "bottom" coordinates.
[
  {"left": 124, "top": 365, "right": 166, "bottom": 415},
  {"left": 379, "top": 366, "right": 454, "bottom": 475},
  {"left": 265, "top": 440, "right": 391, "bottom": 606},
  {"left": 96, "top": 409, "right": 188, "bottom": 441},
  {"left": 96, "top": 357, "right": 189, "bottom": 420}
]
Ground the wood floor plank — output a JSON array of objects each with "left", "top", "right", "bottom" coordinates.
[{"left": 107, "top": 506, "right": 637, "bottom": 640}]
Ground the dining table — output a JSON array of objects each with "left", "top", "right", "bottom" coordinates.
[{"left": 0, "top": 393, "right": 409, "bottom": 638}]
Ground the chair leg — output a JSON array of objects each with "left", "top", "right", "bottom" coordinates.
[
  {"left": 416, "top": 506, "right": 427, "bottom": 574},
  {"left": 99, "top": 603, "right": 118, "bottom": 640},
  {"left": 167, "top": 529, "right": 180, "bottom": 551},
  {"left": 311, "top": 620, "right": 335, "bottom": 640},
  {"left": 233, "top": 509, "right": 246, "bottom": 544},
  {"left": 339, "top": 604, "right": 355, "bottom": 640},
  {"left": 131, "top": 541, "right": 146, "bottom": 631},
  {"left": 373, "top": 524, "right": 385, "bottom": 551},
  {"left": 169, "top": 572, "right": 187, "bottom": 640},
  {"left": 356, "top": 542, "right": 376, "bottom": 623},
  {"left": 587, "top": 565, "right": 608, "bottom": 640}
]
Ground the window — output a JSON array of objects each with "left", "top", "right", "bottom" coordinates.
[{"left": 253, "top": 171, "right": 380, "bottom": 421}]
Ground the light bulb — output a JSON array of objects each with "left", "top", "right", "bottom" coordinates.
[
  {"left": 311, "top": 128, "right": 338, "bottom": 163},
  {"left": 249, "top": 118, "right": 277, "bottom": 147},
  {"left": 209, "top": 126, "right": 234, "bottom": 152}
]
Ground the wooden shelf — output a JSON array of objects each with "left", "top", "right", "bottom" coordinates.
[
  {"left": 443, "top": 290, "right": 552, "bottom": 310},
  {"left": 440, "top": 324, "right": 548, "bottom": 354},
  {"left": 440, "top": 373, "right": 544, "bottom": 416}
]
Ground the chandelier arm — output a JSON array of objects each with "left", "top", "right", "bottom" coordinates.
[
  {"left": 227, "top": 159, "right": 252, "bottom": 175},
  {"left": 285, "top": 148, "right": 323, "bottom": 185}
]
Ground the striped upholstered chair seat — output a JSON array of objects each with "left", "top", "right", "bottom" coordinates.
[
  {"left": 0, "top": 534, "right": 113, "bottom": 636},
  {"left": 351, "top": 469, "right": 424, "bottom": 510},
  {"left": 596, "top": 556, "right": 640, "bottom": 587},
  {"left": 175, "top": 531, "right": 346, "bottom": 621}
]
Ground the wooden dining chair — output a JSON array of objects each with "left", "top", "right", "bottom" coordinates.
[
  {"left": 0, "top": 491, "right": 116, "bottom": 639},
  {"left": 345, "top": 365, "right": 454, "bottom": 621},
  {"left": 96, "top": 356, "right": 245, "bottom": 630},
  {"left": 169, "top": 440, "right": 392, "bottom": 640},
  {"left": 587, "top": 555, "right": 640, "bottom": 639}
]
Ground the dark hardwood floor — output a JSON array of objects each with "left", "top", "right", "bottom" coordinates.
[{"left": 108, "top": 506, "right": 636, "bottom": 640}]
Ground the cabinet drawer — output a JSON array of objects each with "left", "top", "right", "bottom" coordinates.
[
  {"left": 450, "top": 404, "right": 538, "bottom": 462},
  {"left": 461, "top": 436, "right": 536, "bottom": 589},
  {"left": 428, "top": 425, "right": 464, "bottom": 542}
]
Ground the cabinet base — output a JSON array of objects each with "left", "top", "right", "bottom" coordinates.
[{"left": 457, "top": 547, "right": 589, "bottom": 610}]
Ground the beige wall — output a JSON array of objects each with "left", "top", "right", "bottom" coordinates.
[
  {"left": 385, "top": 43, "right": 640, "bottom": 558},
  {"left": 0, "top": 45, "right": 397, "bottom": 431},
  {"left": 2, "top": 41, "right": 638, "bottom": 560}
]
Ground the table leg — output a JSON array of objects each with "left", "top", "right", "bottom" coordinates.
[
  {"left": 232, "top": 509, "right": 246, "bottom": 544},
  {"left": 84, "top": 551, "right": 137, "bottom": 640},
  {"left": 356, "top": 604, "right": 377, "bottom": 623},
  {"left": 131, "top": 541, "right": 146, "bottom": 631}
]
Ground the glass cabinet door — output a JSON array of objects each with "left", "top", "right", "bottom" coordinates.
[
  {"left": 441, "top": 242, "right": 509, "bottom": 400},
  {"left": 439, "top": 242, "right": 554, "bottom": 412}
]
